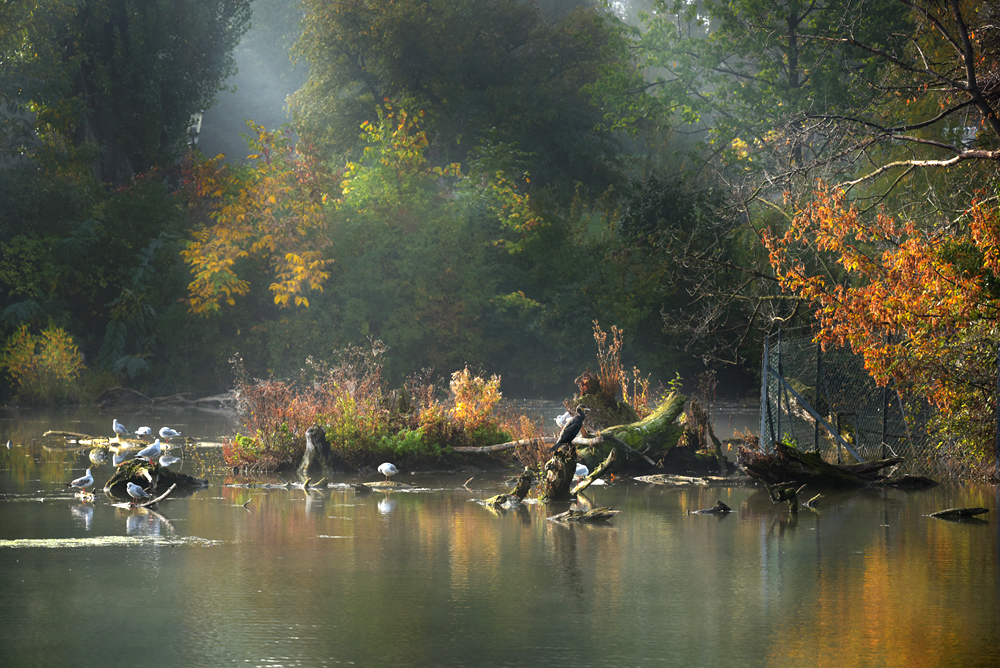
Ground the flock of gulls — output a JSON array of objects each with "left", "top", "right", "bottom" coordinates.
[{"left": 66, "top": 419, "right": 183, "bottom": 505}]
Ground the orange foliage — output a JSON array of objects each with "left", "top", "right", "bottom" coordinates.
[{"left": 763, "top": 187, "right": 1000, "bottom": 449}]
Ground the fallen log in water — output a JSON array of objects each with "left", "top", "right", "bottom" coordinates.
[
  {"left": 104, "top": 456, "right": 207, "bottom": 501},
  {"left": 930, "top": 507, "right": 989, "bottom": 520},
  {"left": 692, "top": 500, "right": 732, "bottom": 515},
  {"left": 738, "top": 441, "right": 905, "bottom": 487},
  {"left": 570, "top": 448, "right": 616, "bottom": 495},
  {"left": 547, "top": 507, "right": 621, "bottom": 523}
]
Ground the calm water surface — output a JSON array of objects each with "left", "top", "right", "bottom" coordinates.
[{"left": 1, "top": 406, "right": 998, "bottom": 668}]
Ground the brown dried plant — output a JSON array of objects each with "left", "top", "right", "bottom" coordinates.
[{"left": 593, "top": 320, "right": 626, "bottom": 402}]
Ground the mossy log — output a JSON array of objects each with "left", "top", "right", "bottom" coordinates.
[
  {"left": 575, "top": 391, "right": 687, "bottom": 467},
  {"left": 484, "top": 469, "right": 535, "bottom": 509},
  {"left": 738, "top": 441, "right": 904, "bottom": 488},
  {"left": 103, "top": 457, "right": 207, "bottom": 501}
]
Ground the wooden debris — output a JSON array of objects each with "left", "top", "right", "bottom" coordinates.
[
  {"left": 803, "top": 493, "right": 824, "bottom": 509},
  {"left": 766, "top": 482, "right": 807, "bottom": 513},
  {"left": 930, "top": 507, "right": 989, "bottom": 520},
  {"left": 571, "top": 448, "right": 616, "bottom": 495},
  {"left": 693, "top": 500, "right": 732, "bottom": 515},
  {"left": 547, "top": 507, "right": 621, "bottom": 523},
  {"left": 739, "top": 441, "right": 903, "bottom": 487}
]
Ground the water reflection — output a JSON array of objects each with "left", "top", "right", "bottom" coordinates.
[
  {"left": 69, "top": 503, "right": 93, "bottom": 530},
  {"left": 1, "top": 407, "right": 999, "bottom": 668},
  {"left": 378, "top": 494, "right": 396, "bottom": 514}
]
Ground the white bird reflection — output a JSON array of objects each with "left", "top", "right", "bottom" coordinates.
[
  {"left": 125, "top": 508, "right": 175, "bottom": 536},
  {"left": 378, "top": 495, "right": 396, "bottom": 514},
  {"left": 70, "top": 504, "right": 94, "bottom": 530}
]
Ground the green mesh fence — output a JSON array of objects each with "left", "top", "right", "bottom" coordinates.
[{"left": 758, "top": 332, "right": 969, "bottom": 477}]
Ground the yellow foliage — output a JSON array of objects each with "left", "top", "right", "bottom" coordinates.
[{"left": 180, "top": 125, "right": 335, "bottom": 314}]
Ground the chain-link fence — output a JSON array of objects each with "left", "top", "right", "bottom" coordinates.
[{"left": 758, "top": 331, "right": 986, "bottom": 477}]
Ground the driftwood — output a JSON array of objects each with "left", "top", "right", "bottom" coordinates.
[
  {"left": 547, "top": 507, "right": 621, "bottom": 523},
  {"left": 692, "top": 500, "right": 732, "bottom": 515},
  {"left": 95, "top": 386, "right": 235, "bottom": 408},
  {"left": 483, "top": 469, "right": 535, "bottom": 509},
  {"left": 739, "top": 441, "right": 904, "bottom": 487},
  {"left": 635, "top": 473, "right": 754, "bottom": 486},
  {"left": 135, "top": 483, "right": 178, "bottom": 508},
  {"left": 452, "top": 392, "right": 688, "bottom": 464},
  {"left": 766, "top": 482, "right": 808, "bottom": 513},
  {"left": 571, "top": 448, "right": 616, "bottom": 495},
  {"left": 930, "top": 507, "right": 989, "bottom": 519}
]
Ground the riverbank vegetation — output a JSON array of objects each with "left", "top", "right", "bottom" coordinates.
[{"left": 3, "top": 0, "right": 1000, "bottom": 471}]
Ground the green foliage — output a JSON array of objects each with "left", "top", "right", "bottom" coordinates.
[
  {"left": 291, "top": 0, "right": 644, "bottom": 194},
  {"left": 378, "top": 428, "right": 443, "bottom": 461},
  {"left": 1, "top": 0, "right": 251, "bottom": 183},
  {"left": 638, "top": 0, "right": 911, "bottom": 172}
]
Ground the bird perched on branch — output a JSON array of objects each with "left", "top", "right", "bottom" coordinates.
[{"left": 549, "top": 405, "right": 590, "bottom": 452}]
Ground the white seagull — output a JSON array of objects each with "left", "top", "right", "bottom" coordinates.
[
  {"left": 574, "top": 463, "right": 589, "bottom": 479},
  {"left": 135, "top": 439, "right": 162, "bottom": 462},
  {"left": 135, "top": 426, "right": 153, "bottom": 438},
  {"left": 159, "top": 454, "right": 181, "bottom": 468},
  {"left": 554, "top": 411, "right": 572, "bottom": 428},
  {"left": 113, "top": 419, "right": 130, "bottom": 437},
  {"left": 66, "top": 468, "right": 95, "bottom": 493},
  {"left": 378, "top": 462, "right": 398, "bottom": 482},
  {"left": 159, "top": 426, "right": 181, "bottom": 441},
  {"left": 126, "top": 482, "right": 151, "bottom": 505}
]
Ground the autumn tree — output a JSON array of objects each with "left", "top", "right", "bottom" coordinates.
[
  {"left": 764, "top": 187, "right": 1000, "bottom": 462},
  {"left": 180, "top": 125, "right": 335, "bottom": 314}
]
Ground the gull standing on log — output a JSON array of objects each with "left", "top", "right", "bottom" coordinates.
[
  {"left": 67, "top": 468, "right": 95, "bottom": 493},
  {"left": 135, "top": 426, "right": 153, "bottom": 439},
  {"left": 159, "top": 427, "right": 181, "bottom": 442},
  {"left": 113, "top": 419, "right": 130, "bottom": 438},
  {"left": 136, "top": 439, "right": 162, "bottom": 462},
  {"left": 378, "top": 462, "right": 398, "bottom": 482},
  {"left": 127, "top": 482, "right": 151, "bottom": 506}
]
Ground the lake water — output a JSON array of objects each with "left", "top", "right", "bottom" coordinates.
[{"left": 1, "top": 406, "right": 998, "bottom": 667}]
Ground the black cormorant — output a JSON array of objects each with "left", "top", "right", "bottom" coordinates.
[{"left": 549, "top": 405, "right": 590, "bottom": 452}]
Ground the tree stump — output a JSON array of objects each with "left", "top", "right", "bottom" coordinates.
[
  {"left": 540, "top": 446, "right": 576, "bottom": 501},
  {"left": 298, "top": 425, "right": 348, "bottom": 478}
]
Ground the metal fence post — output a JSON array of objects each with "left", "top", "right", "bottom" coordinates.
[{"left": 776, "top": 329, "right": 783, "bottom": 445}]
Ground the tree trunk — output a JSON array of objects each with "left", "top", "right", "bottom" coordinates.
[{"left": 298, "top": 425, "right": 348, "bottom": 478}]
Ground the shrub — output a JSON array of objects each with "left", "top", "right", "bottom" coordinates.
[{"left": 0, "top": 324, "right": 85, "bottom": 404}]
